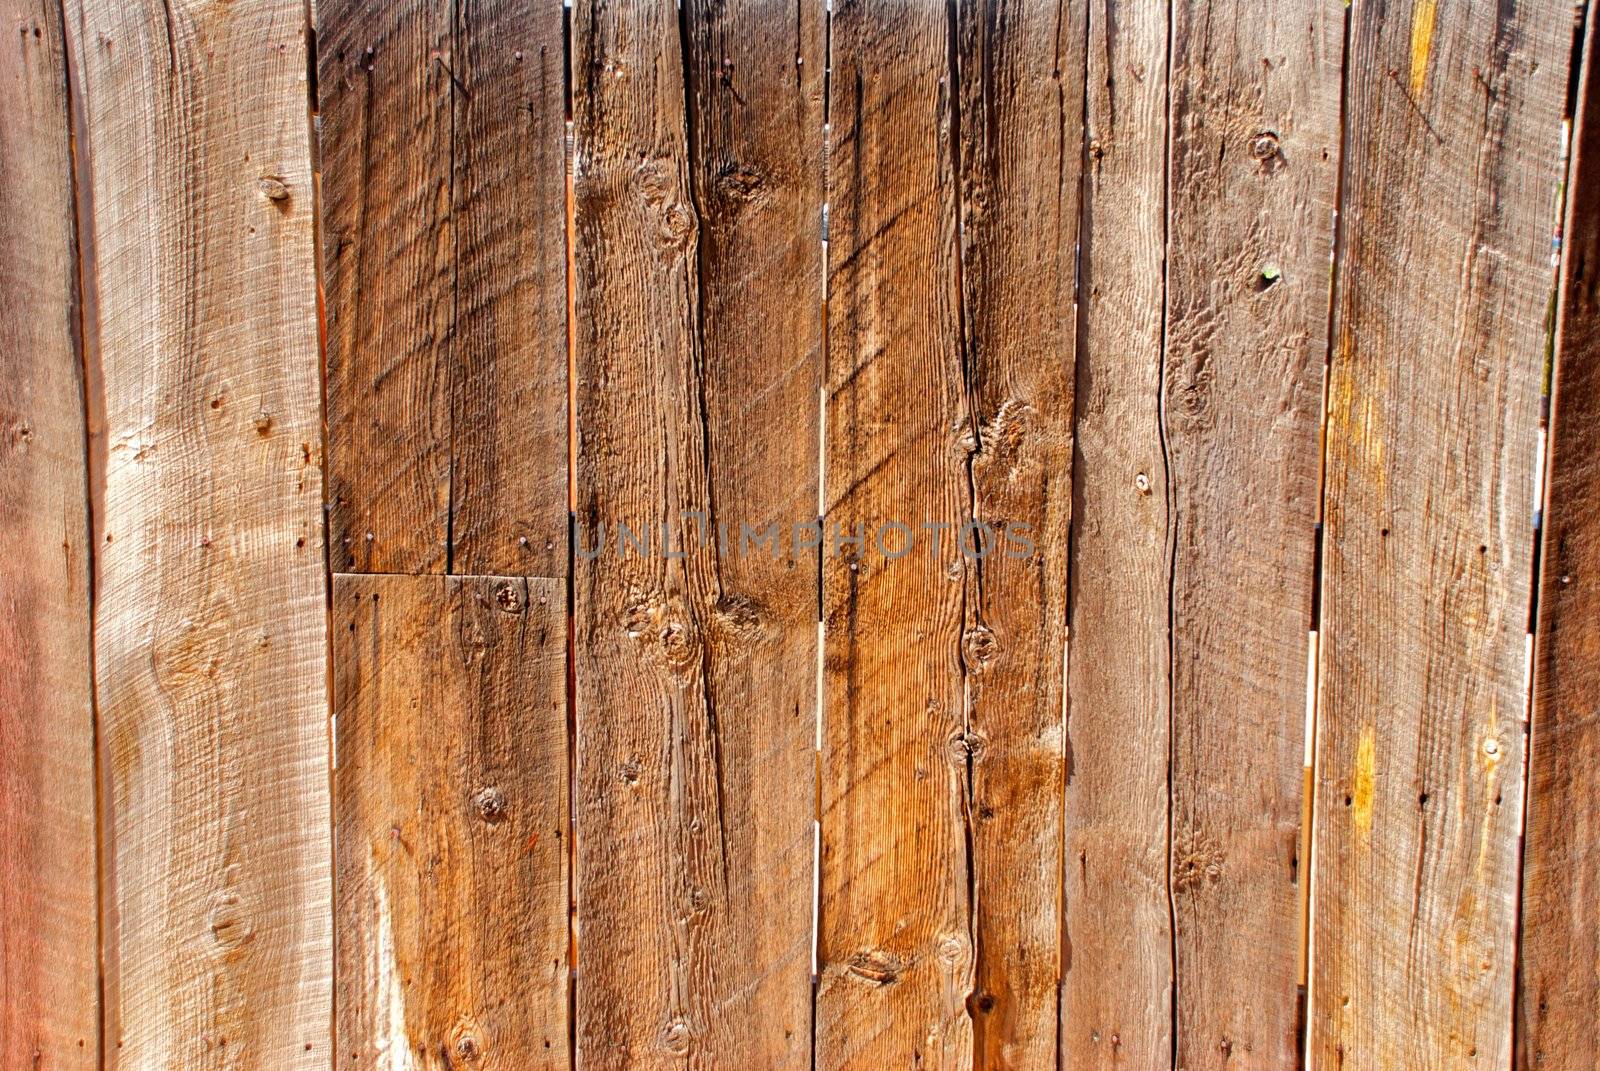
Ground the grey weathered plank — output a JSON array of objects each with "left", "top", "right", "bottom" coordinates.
[
  {"left": 1311, "top": 0, "right": 1569, "bottom": 1064},
  {"left": 334, "top": 574, "right": 568, "bottom": 1069},
  {"left": 69, "top": 0, "right": 332, "bottom": 1062},
  {"left": 1059, "top": 0, "right": 1173, "bottom": 1065},
  {"left": 1164, "top": 0, "right": 1344, "bottom": 1064},
  {"left": 570, "top": 1, "right": 822, "bottom": 1066},
  {"left": 0, "top": 0, "right": 98, "bottom": 1063}
]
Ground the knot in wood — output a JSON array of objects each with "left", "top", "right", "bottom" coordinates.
[
  {"left": 846, "top": 949, "right": 904, "bottom": 986},
  {"left": 473, "top": 786, "right": 507, "bottom": 823},
  {"left": 257, "top": 175, "right": 291, "bottom": 202},
  {"left": 961, "top": 625, "right": 999, "bottom": 672},
  {"left": 660, "top": 1017, "right": 692, "bottom": 1055},
  {"left": 493, "top": 579, "right": 523, "bottom": 614}
]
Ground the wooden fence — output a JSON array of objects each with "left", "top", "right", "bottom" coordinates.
[{"left": 4, "top": 0, "right": 1599, "bottom": 1067}]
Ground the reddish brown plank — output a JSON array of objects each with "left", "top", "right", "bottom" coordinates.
[
  {"left": 569, "top": 1, "right": 822, "bottom": 1066},
  {"left": 1164, "top": 0, "right": 1344, "bottom": 1064},
  {"left": 0, "top": 0, "right": 98, "bottom": 1064},
  {"left": 1310, "top": 0, "right": 1569, "bottom": 1064},
  {"left": 1516, "top": 4, "right": 1600, "bottom": 1067},
  {"left": 334, "top": 574, "right": 569, "bottom": 1069}
]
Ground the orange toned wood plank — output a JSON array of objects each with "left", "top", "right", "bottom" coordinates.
[
  {"left": 0, "top": 0, "right": 98, "bottom": 1063},
  {"left": 953, "top": 3, "right": 1082, "bottom": 1066},
  {"left": 1164, "top": 0, "right": 1343, "bottom": 1064},
  {"left": 334, "top": 573, "right": 568, "bottom": 1069},
  {"left": 569, "top": 1, "right": 822, "bottom": 1066},
  {"left": 1517, "top": 5, "right": 1600, "bottom": 1067},
  {"left": 1059, "top": 1, "right": 1173, "bottom": 1065},
  {"left": 68, "top": 0, "right": 332, "bottom": 1062},
  {"left": 1310, "top": 0, "right": 1569, "bottom": 1064}
]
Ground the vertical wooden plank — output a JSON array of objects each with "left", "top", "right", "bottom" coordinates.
[
  {"left": 817, "top": 5, "right": 972, "bottom": 1067},
  {"left": 68, "top": 0, "right": 332, "bottom": 1063},
  {"left": 1059, "top": 1, "right": 1172, "bottom": 1066},
  {"left": 1311, "top": 0, "right": 1568, "bottom": 1065},
  {"left": 952, "top": 4, "right": 1082, "bottom": 1067},
  {"left": 1163, "top": 0, "right": 1343, "bottom": 1064},
  {"left": 319, "top": 0, "right": 453, "bottom": 573},
  {"left": 1517, "top": 5, "right": 1600, "bottom": 1066},
  {"left": 320, "top": 0, "right": 568, "bottom": 576},
  {"left": 447, "top": 0, "right": 567, "bottom": 577},
  {"left": 570, "top": 1, "right": 821, "bottom": 1066},
  {"left": 334, "top": 574, "right": 569, "bottom": 1068},
  {"left": 0, "top": 0, "right": 98, "bottom": 1064}
]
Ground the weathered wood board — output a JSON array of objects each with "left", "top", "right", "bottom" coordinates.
[
  {"left": 1060, "top": 1, "right": 1173, "bottom": 1065},
  {"left": 1311, "top": 0, "right": 1569, "bottom": 1065},
  {"left": 68, "top": 0, "right": 333, "bottom": 1063},
  {"left": 569, "top": 1, "right": 822, "bottom": 1066},
  {"left": 1164, "top": 0, "right": 1343, "bottom": 1064},
  {"left": 334, "top": 573, "right": 568, "bottom": 1069},
  {"left": 1517, "top": 3, "right": 1600, "bottom": 1066},
  {"left": 319, "top": 0, "right": 567, "bottom": 576},
  {"left": 0, "top": 0, "right": 98, "bottom": 1064}
]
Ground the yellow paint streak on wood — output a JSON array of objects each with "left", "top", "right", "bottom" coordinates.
[
  {"left": 1352, "top": 726, "right": 1377, "bottom": 838},
  {"left": 1410, "top": 0, "right": 1437, "bottom": 97}
]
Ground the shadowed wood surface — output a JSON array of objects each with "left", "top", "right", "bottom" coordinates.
[
  {"left": 0, "top": 0, "right": 98, "bottom": 1064},
  {"left": 1310, "top": 0, "right": 1569, "bottom": 1066},
  {"left": 1059, "top": 1, "right": 1173, "bottom": 1065},
  {"left": 818, "top": 6, "right": 973, "bottom": 1067},
  {"left": 1163, "top": 1, "right": 1343, "bottom": 1065},
  {"left": 334, "top": 574, "right": 568, "bottom": 1070},
  {"left": 569, "top": 1, "right": 822, "bottom": 1066},
  {"left": 1517, "top": 4, "right": 1600, "bottom": 1067},
  {"left": 67, "top": 0, "right": 333, "bottom": 1065}
]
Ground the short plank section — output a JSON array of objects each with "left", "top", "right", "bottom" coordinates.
[
  {"left": 1311, "top": 0, "right": 1569, "bottom": 1065},
  {"left": 1517, "top": 4, "right": 1600, "bottom": 1066},
  {"left": 570, "top": 1, "right": 821, "bottom": 1066},
  {"left": 0, "top": 0, "right": 98, "bottom": 1064},
  {"left": 334, "top": 574, "right": 568, "bottom": 1069},
  {"left": 1164, "top": 0, "right": 1343, "bottom": 1063},
  {"left": 320, "top": 0, "right": 567, "bottom": 574},
  {"left": 1060, "top": 0, "right": 1173, "bottom": 1065},
  {"left": 954, "top": 4, "right": 1083, "bottom": 1067},
  {"left": 69, "top": 0, "right": 333, "bottom": 1063}
]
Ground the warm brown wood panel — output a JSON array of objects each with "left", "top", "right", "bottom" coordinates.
[
  {"left": 569, "top": 1, "right": 822, "bottom": 1066},
  {"left": 320, "top": 0, "right": 453, "bottom": 573},
  {"left": 818, "top": 6, "right": 971, "bottom": 1067},
  {"left": 68, "top": 0, "right": 333, "bottom": 1064},
  {"left": 952, "top": 4, "right": 1082, "bottom": 1067},
  {"left": 320, "top": 0, "right": 566, "bottom": 575},
  {"left": 334, "top": 574, "right": 568, "bottom": 1069},
  {"left": 1059, "top": 1, "right": 1173, "bottom": 1066},
  {"left": 1311, "top": 0, "right": 1569, "bottom": 1065},
  {"left": 1517, "top": 4, "right": 1600, "bottom": 1066},
  {"left": 0, "top": 0, "right": 98, "bottom": 1064},
  {"left": 1164, "top": 1, "right": 1343, "bottom": 1064}
]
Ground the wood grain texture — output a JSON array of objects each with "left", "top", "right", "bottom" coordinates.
[
  {"left": 1516, "top": 4, "right": 1600, "bottom": 1066},
  {"left": 0, "top": 0, "right": 99, "bottom": 1064},
  {"left": 1163, "top": 1, "right": 1343, "bottom": 1064},
  {"left": 570, "top": 1, "right": 821, "bottom": 1066},
  {"left": 1059, "top": 1, "right": 1172, "bottom": 1066},
  {"left": 320, "top": 0, "right": 453, "bottom": 573},
  {"left": 320, "top": 0, "right": 567, "bottom": 575},
  {"left": 952, "top": 4, "right": 1082, "bottom": 1067},
  {"left": 68, "top": 0, "right": 332, "bottom": 1063},
  {"left": 334, "top": 574, "right": 568, "bottom": 1070},
  {"left": 1310, "top": 0, "right": 1568, "bottom": 1065}
]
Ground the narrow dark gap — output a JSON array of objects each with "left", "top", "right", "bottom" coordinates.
[
  {"left": 1300, "top": 0, "right": 1358, "bottom": 1061},
  {"left": 812, "top": 4, "right": 833, "bottom": 1067},
  {"left": 561, "top": 4, "right": 578, "bottom": 1069},
  {"left": 1510, "top": 5, "right": 1592, "bottom": 1064},
  {"left": 443, "top": 0, "right": 462, "bottom": 576},
  {"left": 56, "top": 0, "right": 107, "bottom": 1060},
  {"left": 1156, "top": 4, "right": 1178, "bottom": 1066}
]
